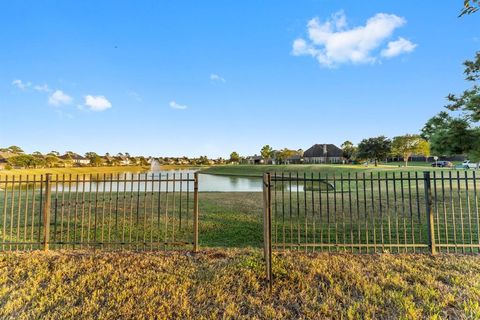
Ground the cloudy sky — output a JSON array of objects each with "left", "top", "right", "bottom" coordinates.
[{"left": 1, "top": 1, "right": 478, "bottom": 157}]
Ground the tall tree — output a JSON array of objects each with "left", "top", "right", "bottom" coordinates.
[
  {"left": 275, "top": 148, "right": 298, "bottom": 164},
  {"left": 391, "top": 135, "right": 429, "bottom": 167},
  {"left": 89, "top": 154, "right": 103, "bottom": 167},
  {"left": 446, "top": 52, "right": 480, "bottom": 121},
  {"left": 341, "top": 141, "right": 357, "bottom": 161},
  {"left": 229, "top": 152, "right": 240, "bottom": 163},
  {"left": 45, "top": 155, "right": 60, "bottom": 168},
  {"left": 461, "top": 0, "right": 479, "bottom": 16},
  {"left": 423, "top": 52, "right": 480, "bottom": 160},
  {"left": 8, "top": 146, "right": 24, "bottom": 154},
  {"left": 260, "top": 145, "right": 273, "bottom": 160},
  {"left": 357, "top": 136, "right": 392, "bottom": 166}
]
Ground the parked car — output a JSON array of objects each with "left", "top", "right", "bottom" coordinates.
[
  {"left": 431, "top": 161, "right": 453, "bottom": 168},
  {"left": 462, "top": 160, "right": 479, "bottom": 169}
]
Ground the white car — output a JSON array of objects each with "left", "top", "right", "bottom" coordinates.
[{"left": 462, "top": 160, "right": 479, "bottom": 169}]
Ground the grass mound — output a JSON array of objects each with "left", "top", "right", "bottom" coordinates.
[{"left": 1, "top": 250, "right": 479, "bottom": 319}]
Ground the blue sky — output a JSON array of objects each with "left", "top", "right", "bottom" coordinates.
[{"left": 1, "top": 0, "right": 478, "bottom": 157}]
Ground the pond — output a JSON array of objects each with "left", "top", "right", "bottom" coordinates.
[{"left": 50, "top": 169, "right": 264, "bottom": 193}]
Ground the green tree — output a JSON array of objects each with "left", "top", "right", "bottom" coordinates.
[
  {"left": 357, "top": 136, "right": 392, "bottom": 166},
  {"left": 461, "top": 0, "right": 479, "bottom": 15},
  {"left": 419, "top": 139, "right": 431, "bottom": 162},
  {"left": 138, "top": 156, "right": 149, "bottom": 166},
  {"left": 89, "top": 155, "right": 103, "bottom": 167},
  {"left": 45, "top": 155, "right": 60, "bottom": 168},
  {"left": 8, "top": 146, "right": 24, "bottom": 154},
  {"left": 229, "top": 152, "right": 240, "bottom": 164},
  {"left": 276, "top": 148, "right": 298, "bottom": 164},
  {"left": 446, "top": 52, "right": 480, "bottom": 121},
  {"left": 260, "top": 145, "right": 273, "bottom": 160},
  {"left": 391, "top": 135, "right": 429, "bottom": 167},
  {"left": 422, "top": 108, "right": 479, "bottom": 157},
  {"left": 129, "top": 157, "right": 138, "bottom": 166},
  {"left": 7, "top": 155, "right": 35, "bottom": 168},
  {"left": 341, "top": 141, "right": 357, "bottom": 161}
]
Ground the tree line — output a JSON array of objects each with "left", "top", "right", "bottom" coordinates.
[{"left": 0, "top": 147, "right": 223, "bottom": 169}]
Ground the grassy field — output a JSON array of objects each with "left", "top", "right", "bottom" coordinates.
[
  {"left": 0, "top": 192, "right": 264, "bottom": 250},
  {"left": 0, "top": 166, "right": 149, "bottom": 179},
  {"left": 200, "top": 163, "right": 466, "bottom": 178},
  {"left": 1, "top": 187, "right": 480, "bottom": 253},
  {"left": 0, "top": 249, "right": 479, "bottom": 319}
]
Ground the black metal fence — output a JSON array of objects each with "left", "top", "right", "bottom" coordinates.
[
  {"left": 262, "top": 171, "right": 480, "bottom": 287},
  {"left": 0, "top": 173, "right": 199, "bottom": 251},
  {"left": 264, "top": 171, "right": 480, "bottom": 253}
]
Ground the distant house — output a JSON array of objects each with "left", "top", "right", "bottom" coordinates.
[
  {"left": 285, "top": 154, "right": 303, "bottom": 165},
  {"left": 303, "top": 144, "right": 343, "bottom": 164},
  {"left": 119, "top": 156, "right": 131, "bottom": 166},
  {"left": 60, "top": 153, "right": 90, "bottom": 166},
  {"left": 0, "top": 151, "right": 16, "bottom": 170},
  {"left": 246, "top": 155, "right": 265, "bottom": 165},
  {"left": 0, "top": 157, "right": 7, "bottom": 170}
]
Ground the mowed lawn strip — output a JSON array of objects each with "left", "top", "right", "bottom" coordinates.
[
  {"left": 0, "top": 166, "right": 149, "bottom": 179},
  {"left": 200, "top": 163, "right": 466, "bottom": 178},
  {"left": 0, "top": 250, "right": 479, "bottom": 319}
]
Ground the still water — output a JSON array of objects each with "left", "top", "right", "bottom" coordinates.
[{"left": 54, "top": 170, "right": 263, "bottom": 193}]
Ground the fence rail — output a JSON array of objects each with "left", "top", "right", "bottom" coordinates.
[
  {"left": 264, "top": 171, "right": 480, "bottom": 254},
  {"left": 0, "top": 173, "right": 199, "bottom": 251},
  {"left": 262, "top": 170, "right": 480, "bottom": 287}
]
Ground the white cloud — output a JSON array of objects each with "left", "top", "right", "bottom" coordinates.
[
  {"left": 48, "top": 90, "right": 73, "bottom": 106},
  {"left": 12, "top": 79, "right": 31, "bottom": 90},
  {"left": 292, "top": 11, "right": 416, "bottom": 67},
  {"left": 381, "top": 37, "right": 417, "bottom": 58},
  {"left": 84, "top": 95, "right": 112, "bottom": 111},
  {"left": 33, "top": 84, "right": 51, "bottom": 93},
  {"left": 210, "top": 74, "right": 226, "bottom": 82},
  {"left": 169, "top": 101, "right": 187, "bottom": 110}
]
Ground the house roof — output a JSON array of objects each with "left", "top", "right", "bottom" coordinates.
[
  {"left": 303, "top": 144, "right": 343, "bottom": 158},
  {"left": 0, "top": 151, "right": 16, "bottom": 159},
  {"left": 60, "top": 153, "right": 87, "bottom": 160}
]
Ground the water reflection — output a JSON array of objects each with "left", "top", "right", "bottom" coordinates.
[{"left": 53, "top": 170, "right": 265, "bottom": 193}]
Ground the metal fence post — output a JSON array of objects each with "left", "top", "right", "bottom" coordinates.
[
  {"left": 263, "top": 173, "right": 273, "bottom": 291},
  {"left": 423, "top": 171, "right": 436, "bottom": 255},
  {"left": 193, "top": 173, "right": 199, "bottom": 252},
  {"left": 43, "top": 174, "right": 52, "bottom": 251}
]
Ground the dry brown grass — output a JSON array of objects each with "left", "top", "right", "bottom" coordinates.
[{"left": 1, "top": 249, "right": 480, "bottom": 319}]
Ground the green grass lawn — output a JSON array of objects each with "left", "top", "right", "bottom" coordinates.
[
  {"left": 200, "top": 163, "right": 467, "bottom": 178},
  {"left": 0, "top": 166, "right": 150, "bottom": 179},
  {"left": 1, "top": 249, "right": 479, "bottom": 319},
  {"left": 2, "top": 188, "right": 479, "bottom": 253}
]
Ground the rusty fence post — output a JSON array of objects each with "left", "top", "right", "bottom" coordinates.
[
  {"left": 263, "top": 173, "right": 273, "bottom": 291},
  {"left": 193, "top": 173, "right": 199, "bottom": 252},
  {"left": 423, "top": 171, "right": 436, "bottom": 255},
  {"left": 43, "top": 174, "right": 52, "bottom": 251}
]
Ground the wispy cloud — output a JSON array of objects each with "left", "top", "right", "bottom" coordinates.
[
  {"left": 292, "top": 11, "right": 416, "bottom": 67},
  {"left": 12, "top": 79, "right": 31, "bottom": 90},
  {"left": 33, "top": 84, "right": 51, "bottom": 93},
  {"left": 210, "top": 73, "right": 226, "bottom": 83},
  {"left": 84, "top": 95, "right": 112, "bottom": 111},
  {"left": 48, "top": 90, "right": 73, "bottom": 106},
  {"left": 169, "top": 101, "right": 188, "bottom": 110},
  {"left": 127, "top": 90, "right": 142, "bottom": 102}
]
